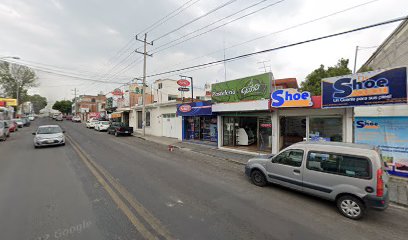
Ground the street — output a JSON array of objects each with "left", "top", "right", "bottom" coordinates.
[{"left": 0, "top": 117, "right": 407, "bottom": 240}]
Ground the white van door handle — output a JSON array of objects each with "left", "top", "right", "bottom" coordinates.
[{"left": 293, "top": 169, "right": 301, "bottom": 174}]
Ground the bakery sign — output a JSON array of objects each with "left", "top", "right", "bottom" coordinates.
[{"left": 211, "top": 73, "right": 271, "bottom": 103}]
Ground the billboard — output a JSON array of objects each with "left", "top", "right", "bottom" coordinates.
[
  {"left": 322, "top": 67, "right": 407, "bottom": 108},
  {"left": 355, "top": 117, "right": 408, "bottom": 177},
  {"left": 0, "top": 98, "right": 17, "bottom": 106},
  {"left": 177, "top": 101, "right": 212, "bottom": 116},
  {"left": 211, "top": 73, "right": 271, "bottom": 103}
]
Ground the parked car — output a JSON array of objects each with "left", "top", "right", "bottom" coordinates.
[
  {"left": 107, "top": 122, "right": 133, "bottom": 136},
  {"left": 245, "top": 141, "right": 389, "bottom": 220},
  {"left": 6, "top": 120, "right": 17, "bottom": 132},
  {"left": 52, "top": 113, "right": 60, "bottom": 119},
  {"left": 13, "top": 118, "right": 24, "bottom": 128},
  {"left": 86, "top": 119, "right": 99, "bottom": 128},
  {"left": 94, "top": 121, "right": 110, "bottom": 131},
  {"left": 56, "top": 115, "right": 63, "bottom": 121},
  {"left": 72, "top": 116, "right": 81, "bottom": 122},
  {"left": 33, "top": 125, "right": 65, "bottom": 148},
  {"left": 0, "top": 121, "right": 10, "bottom": 141},
  {"left": 28, "top": 115, "right": 35, "bottom": 121},
  {"left": 66, "top": 115, "right": 73, "bottom": 121},
  {"left": 21, "top": 117, "right": 30, "bottom": 127}
]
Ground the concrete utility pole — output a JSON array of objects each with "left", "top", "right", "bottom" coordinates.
[
  {"left": 72, "top": 88, "right": 78, "bottom": 115},
  {"left": 135, "top": 33, "right": 153, "bottom": 137},
  {"left": 353, "top": 46, "right": 359, "bottom": 74}
]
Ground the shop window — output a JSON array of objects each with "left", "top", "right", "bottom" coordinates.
[
  {"left": 280, "top": 116, "right": 306, "bottom": 150},
  {"left": 158, "top": 83, "right": 163, "bottom": 89},
  {"left": 146, "top": 112, "right": 151, "bottom": 127},
  {"left": 259, "top": 116, "right": 272, "bottom": 152},
  {"left": 168, "top": 95, "right": 177, "bottom": 101},
  {"left": 309, "top": 117, "right": 342, "bottom": 142}
]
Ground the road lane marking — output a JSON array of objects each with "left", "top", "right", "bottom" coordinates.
[
  {"left": 66, "top": 135, "right": 157, "bottom": 240},
  {"left": 66, "top": 134, "right": 174, "bottom": 240}
]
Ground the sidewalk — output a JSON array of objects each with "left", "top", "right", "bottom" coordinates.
[{"left": 133, "top": 132, "right": 257, "bottom": 165}]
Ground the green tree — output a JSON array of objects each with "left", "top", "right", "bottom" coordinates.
[
  {"left": 300, "top": 58, "right": 352, "bottom": 95},
  {"left": 0, "top": 62, "right": 38, "bottom": 104},
  {"left": 52, "top": 100, "right": 72, "bottom": 114},
  {"left": 23, "top": 94, "right": 48, "bottom": 114}
]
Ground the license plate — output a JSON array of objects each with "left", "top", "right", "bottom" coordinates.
[
  {"left": 125, "top": 131, "right": 128, "bottom": 133},
  {"left": 47, "top": 140, "right": 53, "bottom": 143}
]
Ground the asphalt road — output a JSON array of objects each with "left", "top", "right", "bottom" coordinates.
[{"left": 0, "top": 117, "right": 407, "bottom": 240}]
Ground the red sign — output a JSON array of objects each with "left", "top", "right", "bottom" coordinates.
[
  {"left": 179, "top": 104, "right": 192, "bottom": 113},
  {"left": 260, "top": 123, "right": 272, "bottom": 128},
  {"left": 178, "top": 87, "right": 190, "bottom": 92},
  {"left": 0, "top": 101, "right": 5, "bottom": 107},
  {"left": 112, "top": 88, "right": 123, "bottom": 96},
  {"left": 177, "top": 79, "right": 190, "bottom": 87}
]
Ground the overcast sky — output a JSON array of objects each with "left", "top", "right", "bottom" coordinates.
[{"left": 1, "top": 0, "right": 407, "bottom": 104}]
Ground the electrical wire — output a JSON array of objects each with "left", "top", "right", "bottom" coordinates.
[
  {"left": 137, "top": 0, "right": 201, "bottom": 35},
  {"left": 152, "top": 0, "right": 238, "bottom": 42},
  {"left": 149, "top": 0, "right": 381, "bottom": 73},
  {"left": 141, "top": 16, "right": 408, "bottom": 79},
  {"left": 151, "top": 0, "right": 285, "bottom": 54}
]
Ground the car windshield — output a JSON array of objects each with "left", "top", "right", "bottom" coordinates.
[
  {"left": 14, "top": 119, "right": 22, "bottom": 123},
  {"left": 101, "top": 122, "right": 109, "bottom": 125},
  {"left": 37, "top": 127, "right": 62, "bottom": 134}
]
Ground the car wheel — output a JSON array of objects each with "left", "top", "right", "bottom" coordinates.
[
  {"left": 250, "top": 170, "right": 267, "bottom": 187},
  {"left": 34, "top": 146, "right": 39, "bottom": 149},
  {"left": 336, "top": 195, "right": 365, "bottom": 220},
  {"left": 61, "top": 142, "right": 65, "bottom": 146}
]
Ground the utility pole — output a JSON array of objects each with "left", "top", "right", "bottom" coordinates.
[
  {"left": 353, "top": 46, "right": 359, "bottom": 74},
  {"left": 72, "top": 88, "right": 78, "bottom": 115},
  {"left": 135, "top": 33, "right": 153, "bottom": 137}
]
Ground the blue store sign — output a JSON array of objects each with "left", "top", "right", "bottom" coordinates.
[
  {"left": 177, "top": 101, "right": 212, "bottom": 116},
  {"left": 322, "top": 67, "right": 407, "bottom": 108}
]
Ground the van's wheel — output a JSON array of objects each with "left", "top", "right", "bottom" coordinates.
[
  {"left": 250, "top": 170, "right": 267, "bottom": 187},
  {"left": 336, "top": 195, "right": 365, "bottom": 220}
]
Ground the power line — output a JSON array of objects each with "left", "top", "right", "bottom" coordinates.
[
  {"left": 3, "top": 59, "right": 125, "bottom": 84},
  {"left": 142, "top": 16, "right": 407, "bottom": 79},
  {"left": 151, "top": 0, "right": 285, "bottom": 54},
  {"left": 137, "top": 0, "right": 201, "bottom": 35},
  {"left": 149, "top": 0, "right": 380, "bottom": 74},
  {"left": 152, "top": 0, "right": 238, "bottom": 42}
]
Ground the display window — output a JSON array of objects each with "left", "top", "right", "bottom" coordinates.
[
  {"left": 279, "top": 115, "right": 343, "bottom": 150},
  {"left": 185, "top": 116, "right": 217, "bottom": 142},
  {"left": 222, "top": 115, "right": 272, "bottom": 153}
]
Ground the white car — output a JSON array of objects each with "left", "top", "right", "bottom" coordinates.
[
  {"left": 86, "top": 119, "right": 99, "bottom": 128},
  {"left": 72, "top": 116, "right": 81, "bottom": 122},
  {"left": 28, "top": 115, "right": 35, "bottom": 121},
  {"left": 94, "top": 121, "right": 110, "bottom": 131},
  {"left": 0, "top": 121, "right": 10, "bottom": 141},
  {"left": 33, "top": 125, "right": 65, "bottom": 148}
]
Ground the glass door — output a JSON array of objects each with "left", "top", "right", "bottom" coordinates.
[
  {"left": 258, "top": 116, "right": 272, "bottom": 152},
  {"left": 280, "top": 116, "right": 306, "bottom": 150},
  {"left": 223, "top": 117, "right": 235, "bottom": 146}
]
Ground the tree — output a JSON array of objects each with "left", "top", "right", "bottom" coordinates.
[
  {"left": 23, "top": 94, "right": 48, "bottom": 114},
  {"left": 300, "top": 58, "right": 352, "bottom": 95},
  {"left": 0, "top": 62, "right": 38, "bottom": 104},
  {"left": 52, "top": 100, "right": 72, "bottom": 114}
]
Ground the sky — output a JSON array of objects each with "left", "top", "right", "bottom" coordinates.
[{"left": 0, "top": 0, "right": 407, "bottom": 105}]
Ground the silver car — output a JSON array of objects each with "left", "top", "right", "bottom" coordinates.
[
  {"left": 33, "top": 125, "right": 66, "bottom": 148},
  {"left": 245, "top": 141, "right": 389, "bottom": 220},
  {"left": 0, "top": 121, "right": 10, "bottom": 141}
]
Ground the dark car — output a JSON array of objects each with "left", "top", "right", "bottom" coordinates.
[
  {"left": 21, "top": 117, "right": 30, "bottom": 127},
  {"left": 107, "top": 122, "right": 133, "bottom": 137}
]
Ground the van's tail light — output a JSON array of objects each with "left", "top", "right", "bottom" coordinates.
[{"left": 376, "top": 168, "right": 384, "bottom": 197}]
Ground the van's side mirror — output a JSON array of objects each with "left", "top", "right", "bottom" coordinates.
[{"left": 32, "top": 132, "right": 36, "bottom": 135}]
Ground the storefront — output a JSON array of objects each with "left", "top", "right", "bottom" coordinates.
[
  {"left": 177, "top": 101, "right": 217, "bottom": 144},
  {"left": 212, "top": 73, "right": 273, "bottom": 154},
  {"left": 323, "top": 67, "right": 408, "bottom": 178}
]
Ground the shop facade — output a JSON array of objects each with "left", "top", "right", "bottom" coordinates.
[{"left": 177, "top": 101, "right": 217, "bottom": 144}]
